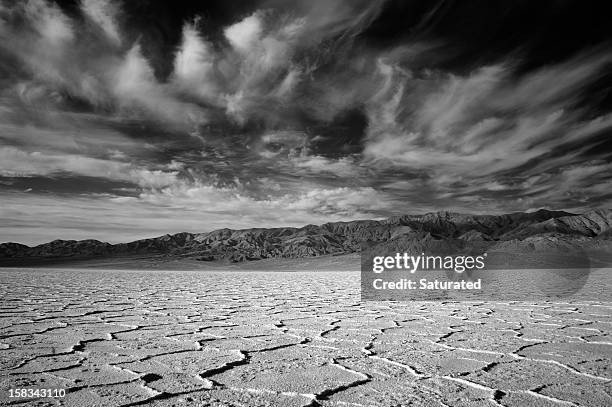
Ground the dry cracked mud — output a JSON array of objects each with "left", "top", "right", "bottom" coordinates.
[{"left": 0, "top": 269, "right": 610, "bottom": 406}]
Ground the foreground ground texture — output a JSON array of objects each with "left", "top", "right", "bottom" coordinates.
[{"left": 0, "top": 269, "right": 610, "bottom": 407}]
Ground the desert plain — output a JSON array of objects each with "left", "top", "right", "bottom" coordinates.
[{"left": 0, "top": 267, "right": 610, "bottom": 407}]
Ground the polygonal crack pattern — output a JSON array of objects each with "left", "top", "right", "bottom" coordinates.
[{"left": 0, "top": 269, "right": 610, "bottom": 406}]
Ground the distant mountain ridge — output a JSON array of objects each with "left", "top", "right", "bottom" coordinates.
[{"left": 1, "top": 209, "right": 612, "bottom": 266}]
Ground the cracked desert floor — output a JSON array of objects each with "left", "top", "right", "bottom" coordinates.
[{"left": 1, "top": 268, "right": 611, "bottom": 407}]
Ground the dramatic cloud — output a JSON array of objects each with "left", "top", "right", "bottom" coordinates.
[
  {"left": 80, "top": 0, "right": 122, "bottom": 44},
  {"left": 0, "top": 146, "right": 178, "bottom": 189},
  {"left": 224, "top": 12, "right": 263, "bottom": 53},
  {"left": 172, "top": 22, "right": 216, "bottom": 98},
  {"left": 363, "top": 51, "right": 612, "bottom": 209},
  {"left": 1, "top": 0, "right": 611, "bottom": 243}
]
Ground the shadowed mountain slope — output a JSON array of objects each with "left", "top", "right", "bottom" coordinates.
[{"left": 1, "top": 209, "right": 611, "bottom": 266}]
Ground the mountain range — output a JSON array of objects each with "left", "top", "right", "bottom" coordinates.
[{"left": 1, "top": 209, "right": 612, "bottom": 267}]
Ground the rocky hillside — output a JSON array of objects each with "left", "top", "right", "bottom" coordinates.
[{"left": 1, "top": 209, "right": 611, "bottom": 265}]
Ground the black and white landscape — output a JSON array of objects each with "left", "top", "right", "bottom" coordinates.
[
  {"left": 1, "top": 209, "right": 612, "bottom": 268},
  {"left": 1, "top": 1, "right": 611, "bottom": 406}
]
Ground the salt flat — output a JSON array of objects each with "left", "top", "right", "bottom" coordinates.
[{"left": 0, "top": 269, "right": 610, "bottom": 407}]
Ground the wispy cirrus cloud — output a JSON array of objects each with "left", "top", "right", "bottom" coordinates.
[
  {"left": 362, "top": 50, "right": 612, "bottom": 209},
  {"left": 0, "top": 0, "right": 383, "bottom": 127},
  {"left": 1, "top": 0, "right": 612, "bottom": 243},
  {"left": 0, "top": 146, "right": 178, "bottom": 189},
  {"left": 80, "top": 0, "right": 122, "bottom": 45}
]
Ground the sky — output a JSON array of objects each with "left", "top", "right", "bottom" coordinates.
[{"left": 1, "top": 0, "right": 612, "bottom": 245}]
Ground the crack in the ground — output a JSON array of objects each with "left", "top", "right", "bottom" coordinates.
[
  {"left": 2, "top": 271, "right": 610, "bottom": 407},
  {"left": 303, "top": 358, "right": 372, "bottom": 407}
]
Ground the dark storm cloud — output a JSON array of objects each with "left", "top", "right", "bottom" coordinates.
[{"left": 0, "top": 0, "right": 612, "bottom": 244}]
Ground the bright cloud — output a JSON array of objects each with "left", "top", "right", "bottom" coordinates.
[
  {"left": 0, "top": 147, "right": 178, "bottom": 189},
  {"left": 80, "top": 0, "right": 121, "bottom": 44},
  {"left": 0, "top": 1, "right": 611, "bottom": 243}
]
